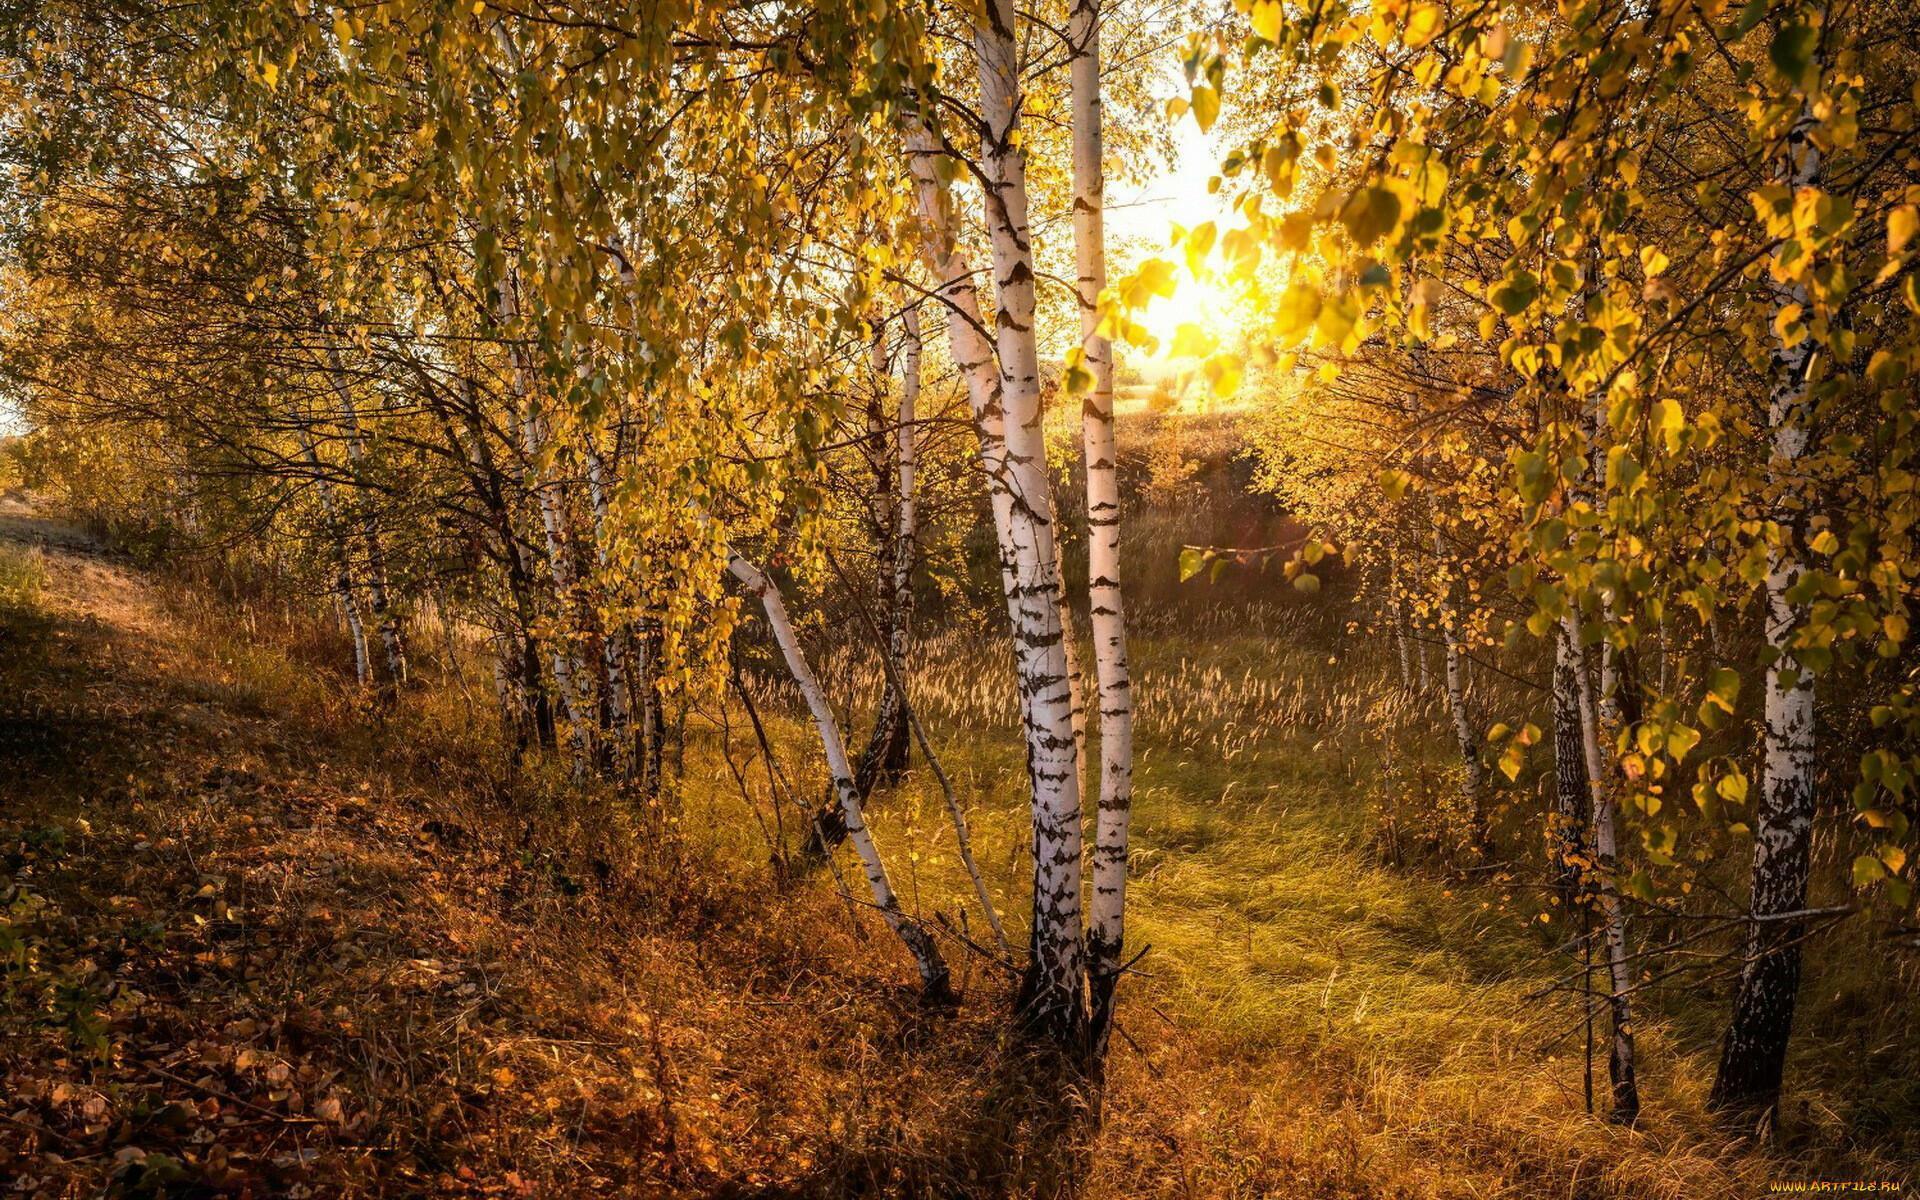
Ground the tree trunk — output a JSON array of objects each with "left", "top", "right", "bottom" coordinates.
[
  {"left": 328, "top": 355, "right": 408, "bottom": 698},
  {"left": 1550, "top": 621, "right": 1593, "bottom": 913},
  {"left": 963, "top": 0, "right": 1091, "bottom": 1043},
  {"left": 520, "top": 399, "right": 597, "bottom": 770},
  {"left": 1435, "top": 527, "right": 1488, "bottom": 847},
  {"left": 1563, "top": 611, "right": 1640, "bottom": 1124},
  {"left": 582, "top": 437, "right": 637, "bottom": 773},
  {"left": 1712, "top": 90, "right": 1824, "bottom": 1120},
  {"left": 443, "top": 387, "right": 553, "bottom": 750},
  {"left": 494, "top": 276, "right": 595, "bottom": 770},
  {"left": 301, "top": 429, "right": 373, "bottom": 689},
  {"left": 1390, "top": 564, "right": 1414, "bottom": 691},
  {"left": 856, "top": 312, "right": 914, "bottom": 797},
  {"left": 903, "top": 109, "right": 1087, "bottom": 1038},
  {"left": 1069, "top": 0, "right": 1134, "bottom": 1057},
  {"left": 728, "top": 551, "right": 952, "bottom": 1000}
]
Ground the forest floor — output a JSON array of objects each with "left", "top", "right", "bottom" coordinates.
[{"left": 0, "top": 496, "right": 1910, "bottom": 1198}]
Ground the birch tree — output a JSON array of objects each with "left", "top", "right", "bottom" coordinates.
[
  {"left": 1066, "top": 0, "right": 1136, "bottom": 1047},
  {"left": 728, "top": 551, "right": 953, "bottom": 1000},
  {"left": 1711, "top": 34, "right": 1826, "bottom": 1116}
]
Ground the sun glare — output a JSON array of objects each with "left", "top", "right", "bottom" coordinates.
[{"left": 1136, "top": 270, "right": 1240, "bottom": 359}]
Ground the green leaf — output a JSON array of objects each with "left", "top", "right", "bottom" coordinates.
[
  {"left": 1769, "top": 23, "right": 1818, "bottom": 85},
  {"left": 1852, "top": 854, "right": 1887, "bottom": 887},
  {"left": 1490, "top": 270, "right": 1539, "bottom": 316}
]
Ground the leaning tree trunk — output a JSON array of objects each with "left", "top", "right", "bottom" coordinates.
[
  {"left": 441, "top": 386, "right": 555, "bottom": 750},
  {"left": 1068, "top": 0, "right": 1134, "bottom": 1057},
  {"left": 1711, "top": 86, "right": 1824, "bottom": 1120},
  {"left": 728, "top": 551, "right": 952, "bottom": 1000}
]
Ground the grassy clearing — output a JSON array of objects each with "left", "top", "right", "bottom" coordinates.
[{"left": 702, "top": 625, "right": 1807, "bottom": 1198}]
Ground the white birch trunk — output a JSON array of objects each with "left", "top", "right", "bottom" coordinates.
[
  {"left": 1560, "top": 609, "right": 1640, "bottom": 1122},
  {"left": 727, "top": 551, "right": 951, "bottom": 997},
  {"left": 855, "top": 314, "right": 914, "bottom": 795},
  {"left": 1434, "top": 527, "right": 1488, "bottom": 838},
  {"left": 881, "top": 307, "right": 921, "bottom": 745},
  {"left": 1550, "top": 621, "right": 1592, "bottom": 908},
  {"left": 494, "top": 276, "right": 594, "bottom": 767},
  {"left": 303, "top": 430, "right": 373, "bottom": 689},
  {"left": 1068, "top": 0, "right": 1134, "bottom": 1046},
  {"left": 965, "top": 0, "right": 1090, "bottom": 1036},
  {"left": 1712, "top": 89, "right": 1823, "bottom": 1116},
  {"left": 582, "top": 438, "right": 635, "bottom": 759},
  {"left": 522, "top": 401, "right": 596, "bottom": 766},
  {"left": 1390, "top": 559, "right": 1414, "bottom": 691}
]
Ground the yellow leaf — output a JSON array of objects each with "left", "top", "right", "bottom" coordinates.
[
  {"left": 1404, "top": 4, "right": 1444, "bottom": 48},
  {"left": 1250, "top": 0, "right": 1283, "bottom": 42},
  {"left": 1890, "top": 205, "right": 1919, "bottom": 256},
  {"left": 1169, "top": 323, "right": 1217, "bottom": 359},
  {"left": 1190, "top": 85, "right": 1220, "bottom": 133}
]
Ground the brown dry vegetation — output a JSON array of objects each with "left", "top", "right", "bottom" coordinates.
[{"left": 1, "top": 496, "right": 1912, "bottom": 1198}]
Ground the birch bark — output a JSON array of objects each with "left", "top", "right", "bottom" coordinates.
[
  {"left": 301, "top": 428, "right": 372, "bottom": 689},
  {"left": 967, "top": 0, "right": 1090, "bottom": 1037},
  {"left": 856, "top": 314, "right": 914, "bottom": 796},
  {"left": 494, "top": 275, "right": 595, "bottom": 768},
  {"left": 1562, "top": 612, "right": 1640, "bottom": 1123},
  {"left": 582, "top": 436, "right": 637, "bottom": 770},
  {"left": 1550, "top": 622, "right": 1593, "bottom": 912},
  {"left": 1434, "top": 527, "right": 1488, "bottom": 844},
  {"left": 1712, "top": 86, "right": 1824, "bottom": 1117},
  {"left": 728, "top": 551, "right": 952, "bottom": 999},
  {"left": 1068, "top": 0, "right": 1134, "bottom": 1048}
]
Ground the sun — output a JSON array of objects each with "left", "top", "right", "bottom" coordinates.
[{"left": 1136, "top": 270, "right": 1241, "bottom": 360}]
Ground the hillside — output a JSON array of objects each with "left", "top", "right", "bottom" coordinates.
[{"left": 3, "top": 492, "right": 1909, "bottom": 1199}]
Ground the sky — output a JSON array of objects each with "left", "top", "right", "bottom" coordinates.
[{"left": 1106, "top": 117, "right": 1229, "bottom": 254}]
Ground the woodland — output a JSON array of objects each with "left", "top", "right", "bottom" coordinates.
[{"left": 0, "top": 0, "right": 1917, "bottom": 1195}]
